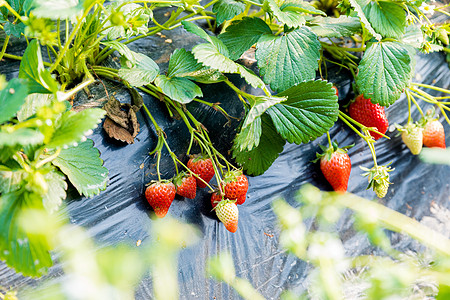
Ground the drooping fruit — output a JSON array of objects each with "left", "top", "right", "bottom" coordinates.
[
  {"left": 349, "top": 94, "right": 389, "bottom": 140},
  {"left": 145, "top": 181, "right": 176, "bottom": 218},
  {"left": 423, "top": 120, "right": 446, "bottom": 148},
  {"left": 315, "top": 142, "right": 352, "bottom": 192},
  {"left": 397, "top": 123, "right": 423, "bottom": 155},
  {"left": 187, "top": 156, "right": 215, "bottom": 188},
  {"left": 174, "top": 172, "right": 197, "bottom": 199},
  {"left": 223, "top": 170, "right": 248, "bottom": 204},
  {"left": 215, "top": 200, "right": 239, "bottom": 233}
]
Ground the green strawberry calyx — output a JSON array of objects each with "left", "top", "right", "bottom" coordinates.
[
  {"left": 313, "top": 141, "right": 354, "bottom": 163},
  {"left": 173, "top": 171, "right": 191, "bottom": 187},
  {"left": 395, "top": 122, "right": 423, "bottom": 135},
  {"left": 213, "top": 198, "right": 236, "bottom": 211},
  {"left": 222, "top": 169, "right": 243, "bottom": 184}
]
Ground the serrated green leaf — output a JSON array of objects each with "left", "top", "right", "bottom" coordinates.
[
  {"left": 52, "top": 139, "right": 108, "bottom": 197},
  {"left": 363, "top": 1, "right": 406, "bottom": 39},
  {"left": 219, "top": 17, "right": 272, "bottom": 61},
  {"left": 192, "top": 43, "right": 266, "bottom": 89},
  {"left": 401, "top": 25, "right": 424, "bottom": 48},
  {"left": 101, "top": 40, "right": 135, "bottom": 64},
  {"left": 43, "top": 169, "right": 67, "bottom": 214},
  {"left": 0, "top": 128, "right": 45, "bottom": 147},
  {"left": 46, "top": 108, "right": 105, "bottom": 149},
  {"left": 182, "top": 21, "right": 229, "bottom": 56},
  {"left": 118, "top": 52, "right": 159, "bottom": 87},
  {"left": 244, "top": 95, "right": 287, "bottom": 129},
  {"left": 32, "top": 0, "right": 83, "bottom": 19},
  {"left": 154, "top": 75, "right": 203, "bottom": 104},
  {"left": 0, "top": 170, "right": 25, "bottom": 194},
  {"left": 17, "top": 93, "right": 52, "bottom": 122},
  {"left": 212, "top": 0, "right": 246, "bottom": 25},
  {"left": 233, "top": 114, "right": 285, "bottom": 175},
  {"left": 348, "top": 0, "right": 382, "bottom": 41},
  {"left": 0, "top": 190, "right": 53, "bottom": 277},
  {"left": 0, "top": 78, "right": 29, "bottom": 124},
  {"left": 167, "top": 48, "right": 202, "bottom": 78},
  {"left": 267, "top": 80, "right": 339, "bottom": 144},
  {"left": 280, "top": 0, "right": 326, "bottom": 16},
  {"left": 256, "top": 27, "right": 321, "bottom": 93},
  {"left": 265, "top": 0, "right": 306, "bottom": 28},
  {"left": 19, "top": 40, "right": 58, "bottom": 94},
  {"left": 234, "top": 117, "right": 262, "bottom": 151},
  {"left": 356, "top": 41, "right": 412, "bottom": 106},
  {"left": 309, "top": 15, "right": 361, "bottom": 38},
  {"left": 180, "top": 67, "right": 227, "bottom": 84},
  {"left": 4, "top": 22, "right": 25, "bottom": 38}
]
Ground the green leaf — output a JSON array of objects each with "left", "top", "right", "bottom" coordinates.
[
  {"left": 19, "top": 40, "right": 58, "bottom": 94},
  {"left": 356, "top": 41, "right": 412, "bottom": 106},
  {"left": 309, "top": 15, "right": 361, "bottom": 38},
  {"left": 192, "top": 43, "right": 266, "bottom": 89},
  {"left": 0, "top": 190, "right": 53, "bottom": 277},
  {"left": 219, "top": 17, "right": 272, "bottom": 61},
  {"left": 256, "top": 27, "right": 321, "bottom": 93},
  {"left": 0, "top": 78, "right": 29, "bottom": 124},
  {"left": 101, "top": 40, "right": 135, "bottom": 64},
  {"left": 179, "top": 67, "right": 227, "bottom": 84},
  {"left": 401, "top": 25, "right": 424, "bottom": 49},
  {"left": 182, "top": 21, "right": 229, "bottom": 56},
  {"left": 348, "top": 0, "right": 382, "bottom": 41},
  {"left": 46, "top": 108, "right": 105, "bottom": 149},
  {"left": 280, "top": 0, "right": 326, "bottom": 16},
  {"left": 0, "top": 170, "right": 25, "bottom": 194},
  {"left": 17, "top": 93, "right": 52, "bottom": 122},
  {"left": 42, "top": 169, "right": 67, "bottom": 213},
  {"left": 118, "top": 52, "right": 159, "bottom": 87},
  {"left": 52, "top": 139, "right": 108, "bottom": 197},
  {"left": 166, "top": 48, "right": 202, "bottom": 78},
  {"left": 264, "top": 0, "right": 306, "bottom": 28},
  {"left": 267, "top": 80, "right": 339, "bottom": 144},
  {"left": 363, "top": 1, "right": 406, "bottom": 39},
  {"left": 0, "top": 128, "right": 45, "bottom": 147},
  {"left": 212, "top": 0, "right": 246, "bottom": 25},
  {"left": 154, "top": 75, "right": 203, "bottom": 104},
  {"left": 233, "top": 114, "right": 285, "bottom": 175},
  {"left": 32, "top": 0, "right": 83, "bottom": 19},
  {"left": 4, "top": 22, "right": 26, "bottom": 38},
  {"left": 243, "top": 95, "right": 287, "bottom": 129},
  {"left": 234, "top": 117, "right": 262, "bottom": 152}
]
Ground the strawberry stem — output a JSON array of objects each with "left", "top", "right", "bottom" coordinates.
[
  {"left": 339, "top": 111, "right": 390, "bottom": 140},
  {"left": 326, "top": 131, "right": 332, "bottom": 147},
  {"left": 411, "top": 82, "right": 450, "bottom": 95},
  {"left": 406, "top": 90, "right": 412, "bottom": 124}
]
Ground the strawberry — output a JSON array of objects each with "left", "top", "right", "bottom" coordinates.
[
  {"left": 173, "top": 172, "right": 196, "bottom": 199},
  {"left": 423, "top": 120, "right": 446, "bottom": 148},
  {"left": 187, "top": 156, "right": 215, "bottom": 188},
  {"left": 349, "top": 94, "right": 389, "bottom": 140},
  {"left": 211, "top": 191, "right": 223, "bottom": 209},
  {"left": 145, "top": 181, "right": 176, "bottom": 218},
  {"left": 215, "top": 199, "right": 239, "bottom": 233},
  {"left": 397, "top": 123, "right": 423, "bottom": 155},
  {"left": 332, "top": 85, "right": 339, "bottom": 97},
  {"left": 315, "top": 142, "right": 352, "bottom": 192},
  {"left": 361, "top": 165, "right": 393, "bottom": 198},
  {"left": 223, "top": 170, "right": 248, "bottom": 204}
]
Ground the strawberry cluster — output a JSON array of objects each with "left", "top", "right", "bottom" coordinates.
[{"left": 144, "top": 155, "right": 248, "bottom": 233}]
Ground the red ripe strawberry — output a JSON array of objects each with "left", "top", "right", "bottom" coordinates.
[
  {"left": 211, "top": 191, "right": 223, "bottom": 209},
  {"left": 423, "top": 120, "right": 446, "bottom": 148},
  {"left": 174, "top": 172, "right": 196, "bottom": 199},
  {"left": 187, "top": 156, "right": 214, "bottom": 188},
  {"left": 145, "top": 181, "right": 176, "bottom": 218},
  {"left": 223, "top": 170, "right": 248, "bottom": 204},
  {"left": 349, "top": 94, "right": 389, "bottom": 140},
  {"left": 332, "top": 86, "right": 339, "bottom": 97},
  {"left": 315, "top": 142, "right": 352, "bottom": 192},
  {"left": 215, "top": 200, "right": 239, "bottom": 233}
]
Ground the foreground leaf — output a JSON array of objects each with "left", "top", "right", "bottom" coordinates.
[
  {"left": 264, "top": 0, "right": 306, "bottom": 28},
  {"left": 356, "top": 41, "right": 412, "bottom": 106},
  {"left": 46, "top": 108, "right": 106, "bottom": 149},
  {"left": 233, "top": 114, "right": 285, "bottom": 175},
  {"left": 0, "top": 78, "right": 29, "bottom": 124},
  {"left": 32, "top": 0, "right": 83, "bottom": 19},
  {"left": 154, "top": 75, "right": 203, "bottom": 104},
  {"left": 256, "top": 27, "right": 321, "bottom": 93},
  {"left": 52, "top": 139, "right": 108, "bottom": 197},
  {"left": 101, "top": 40, "right": 135, "bottom": 64},
  {"left": 267, "top": 80, "right": 339, "bottom": 144},
  {"left": 0, "top": 190, "right": 53, "bottom": 277},
  {"left": 309, "top": 15, "right": 361, "bottom": 38},
  {"left": 212, "top": 0, "right": 246, "bottom": 25},
  {"left": 234, "top": 118, "right": 262, "bottom": 152},
  {"left": 166, "top": 48, "right": 202, "bottom": 78},
  {"left": 19, "top": 40, "right": 58, "bottom": 94},
  {"left": 348, "top": 0, "right": 382, "bottom": 41},
  {"left": 17, "top": 93, "right": 52, "bottom": 122},
  {"left": 219, "top": 17, "right": 272, "bottom": 61},
  {"left": 118, "top": 52, "right": 159, "bottom": 87},
  {"left": 43, "top": 169, "right": 67, "bottom": 213},
  {"left": 363, "top": 1, "right": 406, "bottom": 39},
  {"left": 0, "top": 128, "right": 45, "bottom": 147}
]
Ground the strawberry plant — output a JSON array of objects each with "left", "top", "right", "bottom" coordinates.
[{"left": 1, "top": 0, "right": 450, "bottom": 288}]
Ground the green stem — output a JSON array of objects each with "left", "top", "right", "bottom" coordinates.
[
  {"left": 1, "top": 2, "right": 24, "bottom": 22},
  {"left": 321, "top": 43, "right": 366, "bottom": 52},
  {"left": 412, "top": 82, "right": 450, "bottom": 95},
  {"left": 35, "top": 149, "right": 61, "bottom": 169},
  {"left": 406, "top": 90, "right": 412, "bottom": 124},
  {"left": 0, "top": 34, "right": 10, "bottom": 62},
  {"left": 326, "top": 131, "right": 332, "bottom": 147},
  {"left": 406, "top": 90, "right": 425, "bottom": 118}
]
